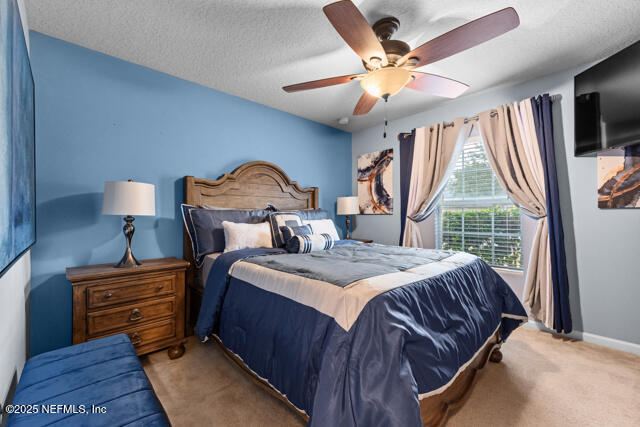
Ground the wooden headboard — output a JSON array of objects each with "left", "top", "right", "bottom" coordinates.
[{"left": 183, "top": 161, "right": 319, "bottom": 287}]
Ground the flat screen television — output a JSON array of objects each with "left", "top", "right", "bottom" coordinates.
[{"left": 575, "top": 40, "right": 640, "bottom": 156}]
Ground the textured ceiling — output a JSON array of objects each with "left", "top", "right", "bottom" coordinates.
[{"left": 24, "top": 0, "right": 640, "bottom": 132}]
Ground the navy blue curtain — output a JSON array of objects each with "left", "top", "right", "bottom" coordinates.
[
  {"left": 399, "top": 131, "right": 416, "bottom": 245},
  {"left": 531, "top": 94, "right": 572, "bottom": 333}
]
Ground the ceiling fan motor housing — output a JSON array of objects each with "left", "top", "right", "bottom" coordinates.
[
  {"left": 363, "top": 17, "right": 411, "bottom": 71},
  {"left": 372, "top": 17, "right": 400, "bottom": 41}
]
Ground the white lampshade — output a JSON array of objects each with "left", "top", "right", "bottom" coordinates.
[
  {"left": 337, "top": 196, "right": 359, "bottom": 215},
  {"left": 102, "top": 181, "right": 155, "bottom": 216}
]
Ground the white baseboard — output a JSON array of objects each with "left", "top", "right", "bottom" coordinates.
[{"left": 523, "top": 320, "right": 640, "bottom": 356}]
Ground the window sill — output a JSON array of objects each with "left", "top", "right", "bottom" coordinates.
[{"left": 493, "top": 267, "right": 524, "bottom": 276}]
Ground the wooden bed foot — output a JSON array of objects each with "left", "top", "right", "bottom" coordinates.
[
  {"left": 419, "top": 331, "right": 502, "bottom": 426},
  {"left": 168, "top": 342, "right": 186, "bottom": 360},
  {"left": 489, "top": 349, "right": 503, "bottom": 363}
]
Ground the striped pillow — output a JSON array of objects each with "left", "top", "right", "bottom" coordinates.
[
  {"left": 279, "top": 224, "right": 312, "bottom": 243},
  {"left": 303, "top": 219, "right": 340, "bottom": 240},
  {"left": 286, "top": 233, "right": 335, "bottom": 254},
  {"left": 268, "top": 212, "right": 303, "bottom": 247}
]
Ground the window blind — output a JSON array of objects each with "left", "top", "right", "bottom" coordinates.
[{"left": 436, "top": 137, "right": 522, "bottom": 270}]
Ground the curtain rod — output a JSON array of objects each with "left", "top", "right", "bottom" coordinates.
[
  {"left": 442, "top": 111, "right": 496, "bottom": 128},
  {"left": 399, "top": 94, "right": 563, "bottom": 135},
  {"left": 399, "top": 111, "right": 496, "bottom": 135}
]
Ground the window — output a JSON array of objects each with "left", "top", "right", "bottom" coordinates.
[{"left": 436, "top": 135, "right": 522, "bottom": 269}]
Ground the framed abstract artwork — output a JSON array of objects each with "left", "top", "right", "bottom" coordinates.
[
  {"left": 597, "top": 144, "right": 640, "bottom": 208},
  {"left": 0, "top": 0, "right": 35, "bottom": 276},
  {"left": 357, "top": 148, "right": 393, "bottom": 214}
]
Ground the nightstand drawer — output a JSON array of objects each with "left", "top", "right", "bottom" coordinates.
[
  {"left": 90, "top": 318, "right": 177, "bottom": 351},
  {"left": 126, "top": 319, "right": 176, "bottom": 350},
  {"left": 87, "top": 297, "right": 176, "bottom": 336},
  {"left": 87, "top": 275, "right": 175, "bottom": 309}
]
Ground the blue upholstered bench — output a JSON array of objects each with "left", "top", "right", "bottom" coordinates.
[{"left": 6, "top": 334, "right": 170, "bottom": 427}]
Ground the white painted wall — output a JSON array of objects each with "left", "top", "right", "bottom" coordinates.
[
  {"left": 0, "top": 254, "right": 30, "bottom": 416},
  {"left": 1, "top": 1, "right": 31, "bottom": 422},
  {"left": 352, "top": 65, "right": 640, "bottom": 347}
]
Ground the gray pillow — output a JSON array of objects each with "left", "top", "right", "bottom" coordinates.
[
  {"left": 187, "top": 207, "right": 271, "bottom": 266},
  {"left": 291, "top": 209, "right": 330, "bottom": 221}
]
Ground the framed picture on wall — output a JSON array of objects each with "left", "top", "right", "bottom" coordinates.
[
  {"left": 0, "top": 0, "right": 36, "bottom": 276},
  {"left": 357, "top": 148, "right": 393, "bottom": 214},
  {"left": 597, "top": 144, "right": 640, "bottom": 208}
]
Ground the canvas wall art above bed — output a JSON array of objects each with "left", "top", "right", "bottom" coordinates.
[
  {"left": 597, "top": 144, "right": 640, "bottom": 208},
  {"left": 0, "top": 0, "right": 35, "bottom": 276},
  {"left": 357, "top": 148, "right": 393, "bottom": 214}
]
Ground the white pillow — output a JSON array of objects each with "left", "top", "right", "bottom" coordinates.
[
  {"left": 303, "top": 219, "right": 340, "bottom": 241},
  {"left": 221, "top": 221, "right": 273, "bottom": 252}
]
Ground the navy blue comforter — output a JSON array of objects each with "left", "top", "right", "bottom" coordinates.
[{"left": 195, "top": 243, "right": 526, "bottom": 426}]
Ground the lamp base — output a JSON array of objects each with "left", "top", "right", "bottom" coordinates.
[
  {"left": 345, "top": 215, "right": 352, "bottom": 240},
  {"left": 114, "top": 215, "right": 142, "bottom": 268},
  {"left": 115, "top": 249, "right": 141, "bottom": 268}
]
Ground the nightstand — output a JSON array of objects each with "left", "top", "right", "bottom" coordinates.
[
  {"left": 67, "top": 257, "right": 189, "bottom": 359},
  {"left": 351, "top": 238, "right": 373, "bottom": 243}
]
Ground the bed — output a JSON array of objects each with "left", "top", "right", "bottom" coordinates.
[{"left": 183, "top": 161, "right": 527, "bottom": 426}]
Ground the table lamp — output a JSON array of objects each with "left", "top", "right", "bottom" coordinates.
[
  {"left": 337, "top": 196, "right": 359, "bottom": 239},
  {"left": 102, "top": 180, "right": 155, "bottom": 268}
]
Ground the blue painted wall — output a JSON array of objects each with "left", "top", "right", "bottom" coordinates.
[{"left": 29, "top": 32, "right": 351, "bottom": 355}]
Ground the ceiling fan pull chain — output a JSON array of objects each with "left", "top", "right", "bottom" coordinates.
[{"left": 383, "top": 95, "right": 389, "bottom": 138}]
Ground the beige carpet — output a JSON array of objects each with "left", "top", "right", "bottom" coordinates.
[{"left": 141, "top": 328, "right": 640, "bottom": 426}]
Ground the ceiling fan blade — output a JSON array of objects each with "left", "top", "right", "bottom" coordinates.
[
  {"left": 399, "top": 7, "right": 519, "bottom": 69},
  {"left": 283, "top": 74, "right": 362, "bottom": 93},
  {"left": 406, "top": 72, "right": 469, "bottom": 98},
  {"left": 353, "top": 92, "right": 378, "bottom": 116},
  {"left": 323, "top": 1, "right": 388, "bottom": 67}
]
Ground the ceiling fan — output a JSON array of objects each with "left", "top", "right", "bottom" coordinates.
[{"left": 282, "top": 1, "right": 520, "bottom": 116}]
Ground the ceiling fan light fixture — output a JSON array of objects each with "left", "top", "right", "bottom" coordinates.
[{"left": 360, "top": 67, "right": 411, "bottom": 98}]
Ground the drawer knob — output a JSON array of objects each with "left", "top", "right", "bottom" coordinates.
[
  {"left": 129, "top": 308, "right": 144, "bottom": 322},
  {"left": 157, "top": 285, "right": 164, "bottom": 291},
  {"left": 105, "top": 292, "right": 113, "bottom": 299},
  {"left": 130, "top": 332, "right": 143, "bottom": 346}
]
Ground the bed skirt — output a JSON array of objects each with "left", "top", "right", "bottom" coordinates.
[{"left": 211, "top": 329, "right": 503, "bottom": 427}]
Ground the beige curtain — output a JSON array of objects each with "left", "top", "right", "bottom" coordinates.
[
  {"left": 402, "top": 118, "right": 465, "bottom": 248},
  {"left": 479, "top": 102, "right": 553, "bottom": 328}
]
